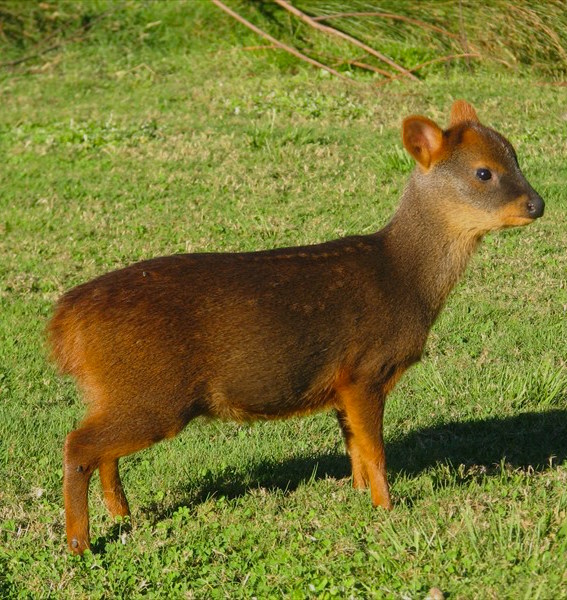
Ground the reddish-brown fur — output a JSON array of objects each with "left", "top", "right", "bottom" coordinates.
[{"left": 48, "top": 101, "right": 544, "bottom": 554}]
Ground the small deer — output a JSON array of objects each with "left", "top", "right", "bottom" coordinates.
[{"left": 48, "top": 100, "right": 544, "bottom": 554}]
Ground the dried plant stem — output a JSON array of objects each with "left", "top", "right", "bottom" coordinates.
[
  {"left": 344, "top": 60, "right": 392, "bottom": 78},
  {"left": 458, "top": 0, "right": 471, "bottom": 67},
  {"left": 211, "top": 0, "right": 356, "bottom": 84},
  {"left": 242, "top": 45, "right": 276, "bottom": 51},
  {"left": 314, "top": 51, "right": 392, "bottom": 78},
  {"left": 1, "top": 41, "right": 65, "bottom": 67},
  {"left": 272, "top": 0, "right": 418, "bottom": 81}
]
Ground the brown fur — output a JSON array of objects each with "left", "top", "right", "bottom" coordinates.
[{"left": 48, "top": 100, "right": 544, "bottom": 554}]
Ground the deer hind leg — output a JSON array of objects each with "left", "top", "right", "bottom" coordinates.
[
  {"left": 99, "top": 459, "right": 130, "bottom": 519},
  {"left": 64, "top": 423, "right": 97, "bottom": 555},
  {"left": 63, "top": 413, "right": 167, "bottom": 555},
  {"left": 335, "top": 384, "right": 392, "bottom": 509}
]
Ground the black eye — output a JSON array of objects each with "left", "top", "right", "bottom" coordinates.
[{"left": 476, "top": 168, "right": 492, "bottom": 181}]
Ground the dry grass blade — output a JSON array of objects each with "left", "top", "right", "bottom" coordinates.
[
  {"left": 272, "top": 0, "right": 419, "bottom": 81},
  {"left": 372, "top": 52, "right": 481, "bottom": 86},
  {"left": 312, "top": 11, "right": 462, "bottom": 42},
  {"left": 507, "top": 3, "right": 567, "bottom": 65},
  {"left": 211, "top": 0, "right": 357, "bottom": 84},
  {"left": 405, "top": 51, "right": 481, "bottom": 72}
]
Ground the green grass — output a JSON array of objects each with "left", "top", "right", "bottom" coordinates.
[{"left": 1, "top": 1, "right": 567, "bottom": 598}]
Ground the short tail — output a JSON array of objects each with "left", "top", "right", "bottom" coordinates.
[{"left": 47, "top": 298, "right": 80, "bottom": 376}]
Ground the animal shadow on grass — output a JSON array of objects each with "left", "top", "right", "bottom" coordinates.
[
  {"left": 144, "top": 408, "right": 567, "bottom": 524},
  {"left": 386, "top": 408, "right": 567, "bottom": 477}
]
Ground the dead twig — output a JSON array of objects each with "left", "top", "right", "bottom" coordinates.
[
  {"left": 273, "top": 0, "right": 418, "bottom": 81},
  {"left": 242, "top": 45, "right": 276, "bottom": 51},
  {"left": 315, "top": 51, "right": 392, "bottom": 79},
  {"left": 211, "top": 0, "right": 357, "bottom": 84},
  {"left": 342, "top": 60, "right": 392, "bottom": 78},
  {"left": 1, "top": 41, "right": 65, "bottom": 68},
  {"left": 536, "top": 81, "right": 567, "bottom": 86},
  {"left": 335, "top": 58, "right": 392, "bottom": 79}
]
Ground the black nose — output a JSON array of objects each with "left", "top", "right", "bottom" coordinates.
[{"left": 527, "top": 192, "right": 544, "bottom": 219}]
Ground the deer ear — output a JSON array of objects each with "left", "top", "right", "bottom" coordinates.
[
  {"left": 402, "top": 116, "right": 444, "bottom": 170},
  {"left": 450, "top": 99, "right": 479, "bottom": 126}
]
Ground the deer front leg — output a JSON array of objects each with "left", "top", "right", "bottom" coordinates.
[
  {"left": 335, "top": 384, "right": 391, "bottom": 509},
  {"left": 336, "top": 409, "right": 368, "bottom": 490}
]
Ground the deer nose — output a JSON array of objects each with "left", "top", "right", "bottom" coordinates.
[{"left": 526, "top": 192, "right": 544, "bottom": 219}]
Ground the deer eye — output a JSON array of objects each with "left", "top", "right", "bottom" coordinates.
[{"left": 476, "top": 168, "right": 492, "bottom": 181}]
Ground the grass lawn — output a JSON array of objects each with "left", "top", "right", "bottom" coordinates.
[{"left": 1, "top": 1, "right": 566, "bottom": 598}]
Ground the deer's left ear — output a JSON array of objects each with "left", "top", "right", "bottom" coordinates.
[{"left": 450, "top": 99, "right": 480, "bottom": 126}]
